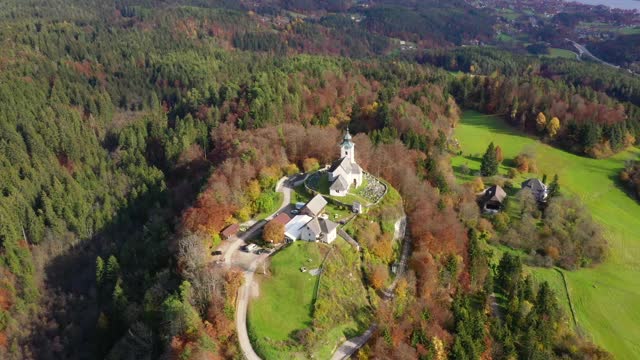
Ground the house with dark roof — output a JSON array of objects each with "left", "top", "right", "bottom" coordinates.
[
  {"left": 522, "top": 178, "right": 548, "bottom": 202},
  {"left": 302, "top": 194, "right": 327, "bottom": 217},
  {"left": 328, "top": 129, "right": 363, "bottom": 196},
  {"left": 480, "top": 185, "right": 507, "bottom": 213}
]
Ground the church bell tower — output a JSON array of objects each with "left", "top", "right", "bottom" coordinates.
[{"left": 340, "top": 128, "right": 355, "bottom": 162}]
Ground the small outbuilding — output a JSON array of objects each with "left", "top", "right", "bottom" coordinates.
[
  {"left": 270, "top": 212, "right": 291, "bottom": 226},
  {"left": 352, "top": 201, "right": 362, "bottom": 214},
  {"left": 480, "top": 185, "right": 507, "bottom": 213},
  {"left": 221, "top": 223, "right": 240, "bottom": 240}
]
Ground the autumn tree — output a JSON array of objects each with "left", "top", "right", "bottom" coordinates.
[
  {"left": 303, "top": 157, "right": 320, "bottom": 172},
  {"left": 536, "top": 112, "right": 547, "bottom": 132},
  {"left": 547, "top": 116, "right": 561, "bottom": 138},
  {"left": 495, "top": 145, "right": 504, "bottom": 163},
  {"left": 370, "top": 265, "right": 389, "bottom": 290},
  {"left": 263, "top": 220, "right": 285, "bottom": 243}
]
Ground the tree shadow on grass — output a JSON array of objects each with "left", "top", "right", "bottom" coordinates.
[{"left": 607, "top": 167, "right": 639, "bottom": 204}]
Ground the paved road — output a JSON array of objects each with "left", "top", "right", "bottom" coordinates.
[
  {"left": 224, "top": 178, "right": 291, "bottom": 266},
  {"left": 330, "top": 326, "right": 377, "bottom": 360},
  {"left": 567, "top": 39, "right": 621, "bottom": 69},
  {"left": 236, "top": 254, "right": 268, "bottom": 360},
  {"left": 233, "top": 176, "right": 291, "bottom": 360}
]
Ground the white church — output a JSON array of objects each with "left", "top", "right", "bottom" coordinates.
[{"left": 327, "top": 129, "right": 363, "bottom": 196}]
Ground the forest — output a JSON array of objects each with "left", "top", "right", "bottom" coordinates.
[{"left": 0, "top": 0, "right": 632, "bottom": 359}]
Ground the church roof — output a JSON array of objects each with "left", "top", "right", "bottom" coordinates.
[
  {"left": 330, "top": 175, "right": 350, "bottom": 192},
  {"left": 328, "top": 157, "right": 362, "bottom": 175},
  {"left": 341, "top": 129, "right": 354, "bottom": 149},
  {"left": 343, "top": 129, "right": 352, "bottom": 141}
]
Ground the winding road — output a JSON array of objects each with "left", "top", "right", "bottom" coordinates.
[
  {"left": 567, "top": 39, "right": 621, "bottom": 70},
  {"left": 232, "top": 177, "right": 291, "bottom": 360}
]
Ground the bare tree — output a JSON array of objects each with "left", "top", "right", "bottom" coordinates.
[{"left": 177, "top": 233, "right": 207, "bottom": 278}]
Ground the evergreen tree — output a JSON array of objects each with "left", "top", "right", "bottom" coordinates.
[
  {"left": 480, "top": 142, "right": 499, "bottom": 176},
  {"left": 106, "top": 255, "right": 120, "bottom": 281},
  {"left": 548, "top": 174, "right": 560, "bottom": 198},
  {"left": 96, "top": 256, "right": 105, "bottom": 286}
]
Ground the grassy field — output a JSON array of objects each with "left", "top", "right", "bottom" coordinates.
[
  {"left": 546, "top": 48, "right": 578, "bottom": 59},
  {"left": 453, "top": 110, "right": 640, "bottom": 358},
  {"left": 248, "top": 242, "right": 327, "bottom": 359},
  {"left": 248, "top": 239, "right": 369, "bottom": 359}
]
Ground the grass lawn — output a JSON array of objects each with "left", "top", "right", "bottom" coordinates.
[
  {"left": 248, "top": 238, "right": 370, "bottom": 359},
  {"left": 546, "top": 48, "right": 578, "bottom": 59},
  {"left": 248, "top": 242, "right": 328, "bottom": 359},
  {"left": 453, "top": 110, "right": 640, "bottom": 358}
]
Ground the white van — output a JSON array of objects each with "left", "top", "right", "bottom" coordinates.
[{"left": 243, "top": 243, "right": 258, "bottom": 252}]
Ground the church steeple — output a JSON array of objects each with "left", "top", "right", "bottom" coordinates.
[{"left": 340, "top": 128, "right": 355, "bottom": 162}]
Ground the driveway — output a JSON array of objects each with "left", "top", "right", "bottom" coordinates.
[
  {"left": 232, "top": 176, "right": 292, "bottom": 360},
  {"left": 236, "top": 254, "right": 269, "bottom": 360}
]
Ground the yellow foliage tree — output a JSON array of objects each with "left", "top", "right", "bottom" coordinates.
[
  {"left": 283, "top": 163, "right": 299, "bottom": 176},
  {"left": 263, "top": 220, "right": 285, "bottom": 243},
  {"left": 536, "top": 112, "right": 547, "bottom": 132},
  {"left": 302, "top": 157, "right": 320, "bottom": 173},
  {"left": 471, "top": 177, "right": 485, "bottom": 193},
  {"left": 547, "top": 117, "right": 560, "bottom": 138},
  {"left": 246, "top": 180, "right": 261, "bottom": 201}
]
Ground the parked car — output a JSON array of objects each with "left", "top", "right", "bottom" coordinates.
[
  {"left": 290, "top": 209, "right": 300, "bottom": 215},
  {"left": 242, "top": 243, "right": 258, "bottom": 252},
  {"left": 211, "top": 250, "right": 223, "bottom": 256},
  {"left": 256, "top": 248, "right": 270, "bottom": 255}
]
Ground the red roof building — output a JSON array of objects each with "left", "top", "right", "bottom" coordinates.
[
  {"left": 221, "top": 223, "right": 240, "bottom": 240},
  {"left": 270, "top": 212, "right": 291, "bottom": 226}
]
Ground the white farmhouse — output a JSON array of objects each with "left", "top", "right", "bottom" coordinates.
[
  {"left": 328, "top": 129, "right": 363, "bottom": 196},
  {"left": 284, "top": 194, "right": 339, "bottom": 243},
  {"left": 300, "top": 217, "right": 339, "bottom": 244}
]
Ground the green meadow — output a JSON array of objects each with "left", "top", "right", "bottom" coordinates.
[
  {"left": 247, "top": 238, "right": 369, "bottom": 359},
  {"left": 248, "top": 242, "right": 327, "bottom": 359},
  {"left": 546, "top": 48, "right": 578, "bottom": 60},
  {"left": 452, "top": 111, "right": 640, "bottom": 358}
]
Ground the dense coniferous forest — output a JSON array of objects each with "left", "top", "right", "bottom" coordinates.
[{"left": 0, "top": 0, "right": 632, "bottom": 359}]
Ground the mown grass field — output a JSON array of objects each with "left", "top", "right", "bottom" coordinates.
[
  {"left": 546, "top": 48, "right": 578, "bottom": 59},
  {"left": 248, "top": 242, "right": 327, "bottom": 359},
  {"left": 247, "top": 238, "right": 369, "bottom": 359},
  {"left": 452, "top": 110, "right": 640, "bottom": 358}
]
